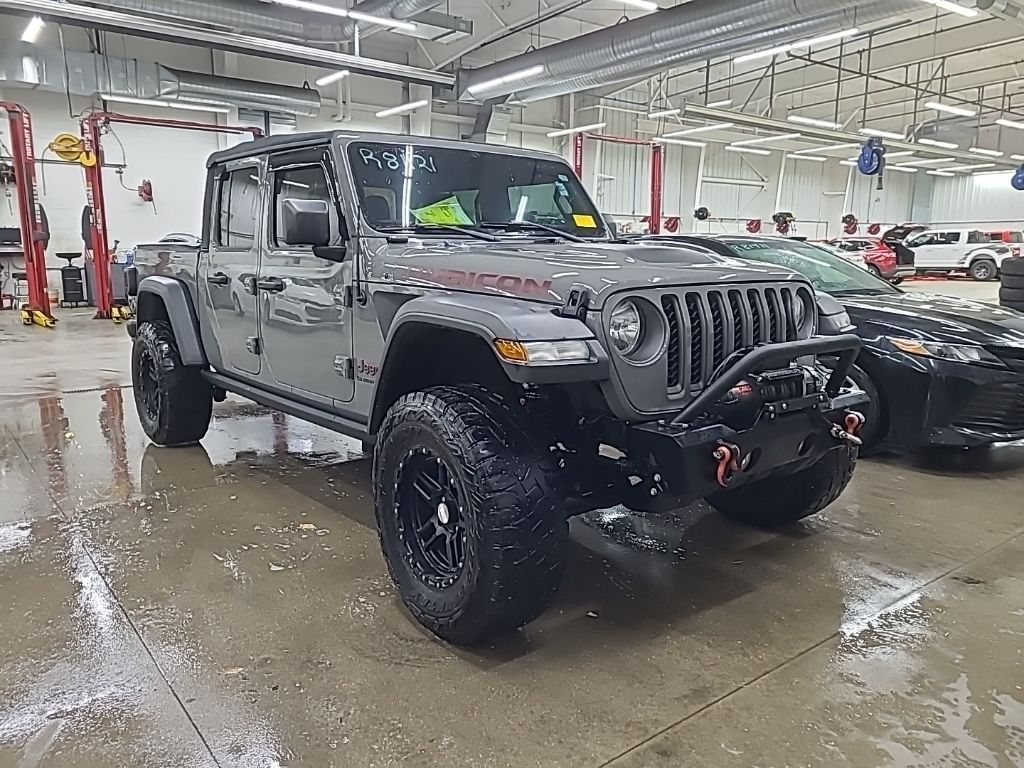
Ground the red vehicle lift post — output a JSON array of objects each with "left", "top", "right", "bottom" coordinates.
[
  {"left": 80, "top": 112, "right": 263, "bottom": 320},
  {"left": 572, "top": 132, "right": 664, "bottom": 235},
  {"left": 2, "top": 102, "right": 54, "bottom": 326}
]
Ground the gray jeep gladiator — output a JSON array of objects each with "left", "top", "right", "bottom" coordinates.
[{"left": 126, "top": 131, "right": 866, "bottom": 645}]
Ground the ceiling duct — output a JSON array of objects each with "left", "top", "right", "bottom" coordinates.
[
  {"left": 466, "top": 102, "right": 513, "bottom": 143},
  {"left": 0, "top": 42, "right": 321, "bottom": 115},
  {"left": 976, "top": 0, "right": 1024, "bottom": 23},
  {"left": 334, "top": 0, "right": 442, "bottom": 39},
  {"left": 0, "top": 0, "right": 455, "bottom": 87},
  {"left": 459, "top": 0, "right": 918, "bottom": 103}
]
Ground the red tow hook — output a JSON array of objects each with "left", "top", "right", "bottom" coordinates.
[
  {"left": 713, "top": 441, "right": 742, "bottom": 488},
  {"left": 845, "top": 411, "right": 865, "bottom": 437},
  {"left": 830, "top": 410, "right": 866, "bottom": 446}
]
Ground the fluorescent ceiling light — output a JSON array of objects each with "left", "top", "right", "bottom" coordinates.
[
  {"left": 794, "top": 28, "right": 861, "bottom": 48},
  {"left": 887, "top": 165, "right": 920, "bottom": 173},
  {"left": 925, "top": 100, "right": 977, "bottom": 117},
  {"left": 165, "top": 102, "right": 231, "bottom": 114},
  {"left": 648, "top": 107, "right": 681, "bottom": 118},
  {"left": 787, "top": 115, "right": 842, "bottom": 129},
  {"left": 99, "top": 94, "right": 230, "bottom": 114},
  {"left": 619, "top": 0, "right": 659, "bottom": 9},
  {"left": 969, "top": 146, "right": 1004, "bottom": 157},
  {"left": 731, "top": 132, "right": 802, "bottom": 146},
  {"left": 919, "top": 0, "right": 979, "bottom": 17},
  {"left": 315, "top": 69, "right": 350, "bottom": 86},
  {"left": 1011, "top": 154, "right": 1024, "bottom": 161},
  {"left": 734, "top": 27, "right": 858, "bottom": 63},
  {"left": 859, "top": 127, "right": 905, "bottom": 140},
  {"left": 946, "top": 163, "right": 996, "bottom": 171},
  {"left": 884, "top": 151, "right": 914, "bottom": 158},
  {"left": 375, "top": 99, "right": 430, "bottom": 118},
  {"left": 839, "top": 160, "right": 858, "bottom": 166},
  {"left": 726, "top": 145, "right": 772, "bottom": 156},
  {"left": 973, "top": 169, "right": 1012, "bottom": 176},
  {"left": 917, "top": 137, "right": 959, "bottom": 149},
  {"left": 997, "top": 117, "right": 1024, "bottom": 130},
  {"left": 268, "top": 0, "right": 416, "bottom": 29},
  {"left": 655, "top": 137, "right": 707, "bottom": 147},
  {"left": 786, "top": 154, "right": 827, "bottom": 162},
  {"left": 793, "top": 142, "right": 860, "bottom": 154},
  {"left": 348, "top": 9, "right": 416, "bottom": 29},
  {"left": 21, "top": 15, "right": 45, "bottom": 43},
  {"left": 706, "top": 99, "right": 732, "bottom": 108},
  {"left": 895, "top": 157, "right": 955, "bottom": 166},
  {"left": 466, "top": 65, "right": 544, "bottom": 94},
  {"left": 927, "top": 170, "right": 955, "bottom": 176},
  {"left": 663, "top": 122, "right": 734, "bottom": 136},
  {"left": 546, "top": 121, "right": 606, "bottom": 137}
]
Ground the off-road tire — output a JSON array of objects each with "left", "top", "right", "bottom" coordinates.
[
  {"left": 969, "top": 259, "right": 997, "bottom": 281},
  {"left": 132, "top": 320, "right": 212, "bottom": 446},
  {"left": 1001, "top": 276, "right": 1024, "bottom": 291},
  {"left": 999, "top": 286, "right": 1024, "bottom": 304},
  {"left": 999, "top": 257, "right": 1024, "bottom": 278},
  {"left": 373, "top": 386, "right": 567, "bottom": 645},
  {"left": 710, "top": 445, "right": 857, "bottom": 527}
]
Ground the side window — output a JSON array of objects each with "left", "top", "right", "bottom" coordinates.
[
  {"left": 216, "top": 168, "right": 260, "bottom": 249},
  {"left": 932, "top": 231, "right": 957, "bottom": 245},
  {"left": 1012, "top": 232, "right": 1024, "bottom": 243},
  {"left": 271, "top": 164, "right": 337, "bottom": 247},
  {"left": 967, "top": 230, "right": 987, "bottom": 244}
]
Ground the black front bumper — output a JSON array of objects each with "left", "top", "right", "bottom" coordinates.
[
  {"left": 872, "top": 350, "right": 1024, "bottom": 448},
  {"left": 625, "top": 334, "right": 868, "bottom": 504}
]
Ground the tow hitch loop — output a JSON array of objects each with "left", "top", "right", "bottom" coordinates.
[
  {"left": 831, "top": 411, "right": 866, "bottom": 446},
  {"left": 713, "top": 441, "right": 742, "bottom": 488}
]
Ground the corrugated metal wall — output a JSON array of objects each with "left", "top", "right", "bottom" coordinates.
[
  {"left": 929, "top": 172, "right": 1024, "bottom": 228},
  {"left": 847, "top": 170, "right": 915, "bottom": 227}
]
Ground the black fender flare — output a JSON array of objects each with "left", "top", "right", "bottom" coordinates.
[
  {"left": 368, "top": 293, "right": 608, "bottom": 430},
  {"left": 136, "top": 276, "right": 206, "bottom": 366}
]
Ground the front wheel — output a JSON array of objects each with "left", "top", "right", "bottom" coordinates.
[
  {"left": 970, "top": 259, "right": 997, "bottom": 281},
  {"left": 373, "top": 386, "right": 567, "bottom": 645},
  {"left": 132, "top": 320, "right": 212, "bottom": 446},
  {"left": 710, "top": 445, "right": 857, "bottom": 527}
]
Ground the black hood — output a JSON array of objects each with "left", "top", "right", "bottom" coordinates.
[{"left": 840, "top": 290, "right": 1024, "bottom": 346}]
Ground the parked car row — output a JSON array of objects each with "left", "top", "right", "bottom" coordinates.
[
  {"left": 827, "top": 227, "right": 1022, "bottom": 282},
  {"left": 640, "top": 233, "right": 1024, "bottom": 453}
]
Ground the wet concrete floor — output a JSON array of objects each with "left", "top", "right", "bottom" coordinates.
[{"left": 1, "top": 308, "right": 1023, "bottom": 767}]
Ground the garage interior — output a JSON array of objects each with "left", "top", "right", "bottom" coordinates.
[{"left": 2, "top": 0, "right": 1024, "bottom": 765}]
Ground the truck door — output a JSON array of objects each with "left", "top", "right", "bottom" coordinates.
[
  {"left": 204, "top": 161, "right": 263, "bottom": 375},
  {"left": 907, "top": 230, "right": 956, "bottom": 269},
  {"left": 258, "top": 147, "right": 355, "bottom": 405}
]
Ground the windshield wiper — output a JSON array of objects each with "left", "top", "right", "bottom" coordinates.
[
  {"left": 478, "top": 220, "right": 586, "bottom": 243},
  {"left": 378, "top": 224, "right": 497, "bottom": 242}
]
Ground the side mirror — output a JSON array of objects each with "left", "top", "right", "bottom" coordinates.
[
  {"left": 604, "top": 217, "right": 618, "bottom": 238},
  {"left": 281, "top": 198, "right": 330, "bottom": 247}
]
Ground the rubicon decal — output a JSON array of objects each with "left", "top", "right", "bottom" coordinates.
[{"left": 423, "top": 269, "right": 553, "bottom": 297}]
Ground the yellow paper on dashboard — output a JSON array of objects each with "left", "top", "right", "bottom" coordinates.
[{"left": 412, "top": 196, "right": 474, "bottom": 226}]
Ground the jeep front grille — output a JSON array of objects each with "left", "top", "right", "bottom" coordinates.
[{"left": 661, "top": 286, "right": 802, "bottom": 395}]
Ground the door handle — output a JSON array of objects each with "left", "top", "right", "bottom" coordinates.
[
  {"left": 257, "top": 276, "right": 286, "bottom": 293},
  {"left": 208, "top": 271, "right": 230, "bottom": 286}
]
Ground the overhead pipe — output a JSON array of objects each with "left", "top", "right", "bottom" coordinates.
[
  {"left": 458, "top": 0, "right": 918, "bottom": 103},
  {"left": 0, "top": 0, "right": 455, "bottom": 87}
]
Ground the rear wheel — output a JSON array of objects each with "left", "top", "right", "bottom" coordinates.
[
  {"left": 132, "top": 320, "right": 212, "bottom": 446},
  {"left": 970, "top": 259, "right": 997, "bottom": 281},
  {"left": 373, "top": 386, "right": 567, "bottom": 645},
  {"left": 867, "top": 264, "right": 882, "bottom": 279},
  {"left": 710, "top": 445, "right": 857, "bottom": 527}
]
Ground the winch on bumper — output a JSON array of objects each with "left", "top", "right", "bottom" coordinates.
[{"left": 623, "top": 334, "right": 868, "bottom": 504}]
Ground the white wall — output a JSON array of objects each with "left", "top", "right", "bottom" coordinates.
[{"left": 928, "top": 172, "right": 1024, "bottom": 229}]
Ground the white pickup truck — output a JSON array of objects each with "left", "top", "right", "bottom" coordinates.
[{"left": 904, "top": 228, "right": 1013, "bottom": 281}]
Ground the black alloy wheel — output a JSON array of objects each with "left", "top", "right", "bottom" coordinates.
[
  {"left": 137, "top": 346, "right": 163, "bottom": 424},
  {"left": 395, "top": 448, "right": 468, "bottom": 589}
]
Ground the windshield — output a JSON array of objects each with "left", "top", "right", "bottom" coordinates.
[
  {"left": 721, "top": 239, "right": 899, "bottom": 296},
  {"left": 347, "top": 141, "right": 607, "bottom": 239}
]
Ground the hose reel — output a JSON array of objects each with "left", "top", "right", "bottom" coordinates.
[
  {"left": 857, "top": 138, "right": 886, "bottom": 190},
  {"left": 694, "top": 206, "right": 710, "bottom": 221},
  {"left": 746, "top": 219, "right": 762, "bottom": 233},
  {"left": 842, "top": 213, "right": 859, "bottom": 235},
  {"left": 1012, "top": 164, "right": 1024, "bottom": 191},
  {"left": 48, "top": 133, "right": 97, "bottom": 167},
  {"left": 772, "top": 211, "right": 796, "bottom": 235}
]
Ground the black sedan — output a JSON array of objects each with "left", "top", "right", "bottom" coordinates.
[{"left": 645, "top": 234, "right": 1024, "bottom": 451}]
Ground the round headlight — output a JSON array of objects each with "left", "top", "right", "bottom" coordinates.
[
  {"left": 791, "top": 293, "right": 806, "bottom": 329},
  {"left": 609, "top": 300, "right": 643, "bottom": 355}
]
